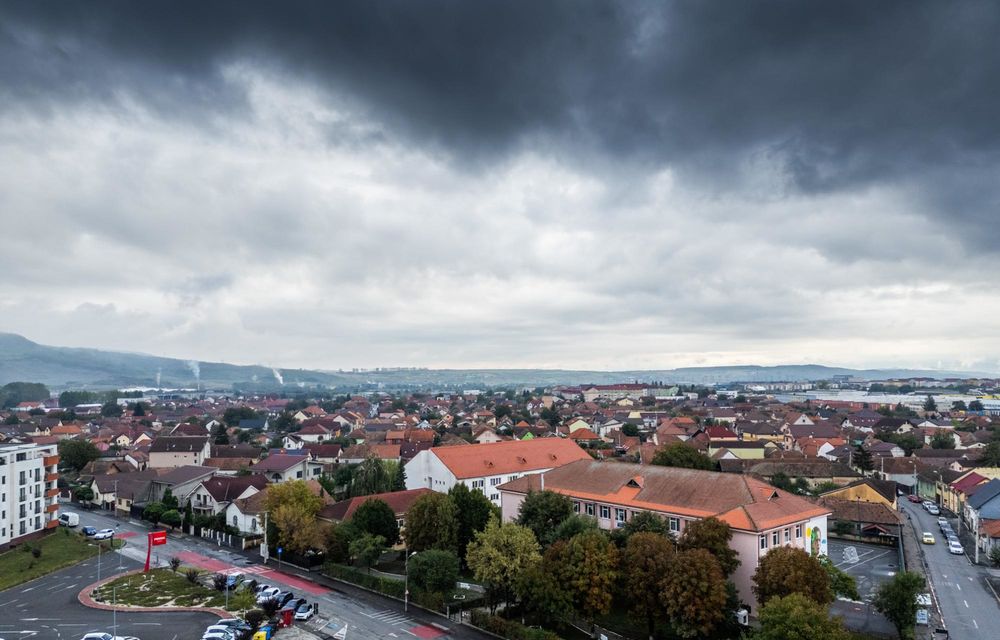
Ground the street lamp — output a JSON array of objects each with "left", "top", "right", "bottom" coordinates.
[{"left": 404, "top": 551, "right": 418, "bottom": 612}]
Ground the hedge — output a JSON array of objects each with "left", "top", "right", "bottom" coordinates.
[{"left": 469, "top": 610, "right": 562, "bottom": 640}]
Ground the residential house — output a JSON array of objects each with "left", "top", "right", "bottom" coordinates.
[
  {"left": 149, "top": 465, "right": 218, "bottom": 505},
  {"left": 251, "top": 453, "right": 324, "bottom": 483},
  {"left": 405, "top": 438, "right": 592, "bottom": 505},
  {"left": 91, "top": 470, "right": 158, "bottom": 515},
  {"left": 498, "top": 459, "right": 830, "bottom": 609},
  {"left": 318, "top": 487, "right": 434, "bottom": 545},
  {"left": 148, "top": 436, "right": 211, "bottom": 468},
  {"left": 190, "top": 475, "right": 268, "bottom": 516}
]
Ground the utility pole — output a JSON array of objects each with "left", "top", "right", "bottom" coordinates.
[{"left": 112, "top": 585, "right": 117, "bottom": 638}]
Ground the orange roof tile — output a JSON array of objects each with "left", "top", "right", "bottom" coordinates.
[{"left": 430, "top": 439, "right": 591, "bottom": 479}]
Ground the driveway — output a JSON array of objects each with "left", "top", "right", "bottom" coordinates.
[{"left": 901, "top": 499, "right": 999, "bottom": 639}]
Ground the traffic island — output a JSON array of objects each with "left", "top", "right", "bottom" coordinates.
[{"left": 79, "top": 567, "right": 231, "bottom": 617}]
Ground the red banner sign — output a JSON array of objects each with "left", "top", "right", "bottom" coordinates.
[{"left": 150, "top": 531, "right": 167, "bottom": 546}]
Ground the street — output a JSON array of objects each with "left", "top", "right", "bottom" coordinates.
[
  {"left": 63, "top": 508, "right": 481, "bottom": 640},
  {"left": 901, "top": 499, "right": 998, "bottom": 640}
]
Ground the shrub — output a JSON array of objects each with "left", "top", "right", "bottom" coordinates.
[
  {"left": 408, "top": 550, "right": 460, "bottom": 593},
  {"left": 184, "top": 568, "right": 201, "bottom": 584},
  {"left": 212, "top": 573, "right": 228, "bottom": 592},
  {"left": 245, "top": 609, "right": 266, "bottom": 629},
  {"left": 30, "top": 546, "right": 41, "bottom": 559},
  {"left": 468, "top": 610, "right": 561, "bottom": 640},
  {"left": 169, "top": 556, "right": 182, "bottom": 572}
]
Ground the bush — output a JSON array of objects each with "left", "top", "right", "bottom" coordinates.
[
  {"left": 30, "top": 546, "right": 41, "bottom": 559},
  {"left": 184, "top": 568, "right": 201, "bottom": 584},
  {"left": 169, "top": 556, "right": 181, "bottom": 572},
  {"left": 468, "top": 610, "right": 561, "bottom": 640},
  {"left": 245, "top": 609, "right": 266, "bottom": 629},
  {"left": 324, "top": 563, "right": 406, "bottom": 599},
  {"left": 212, "top": 573, "right": 228, "bottom": 592},
  {"left": 408, "top": 550, "right": 460, "bottom": 593}
]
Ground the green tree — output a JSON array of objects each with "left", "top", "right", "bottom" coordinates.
[
  {"left": 620, "top": 510, "right": 671, "bottom": 540},
  {"left": 351, "top": 499, "right": 399, "bottom": 544},
  {"left": 58, "top": 439, "right": 100, "bottom": 472},
  {"left": 211, "top": 421, "right": 230, "bottom": 445},
  {"left": 352, "top": 455, "right": 391, "bottom": 496},
  {"left": 752, "top": 546, "right": 833, "bottom": 606},
  {"left": 325, "top": 522, "right": 359, "bottom": 564},
  {"left": 517, "top": 541, "right": 573, "bottom": 623},
  {"left": 970, "top": 400, "right": 985, "bottom": 412},
  {"left": 883, "top": 433, "right": 922, "bottom": 457},
  {"left": 449, "top": 483, "right": 497, "bottom": 561},
  {"left": 556, "top": 530, "right": 619, "bottom": 620},
  {"left": 264, "top": 480, "right": 325, "bottom": 555},
  {"left": 661, "top": 549, "right": 728, "bottom": 638},
  {"left": 516, "top": 490, "right": 574, "bottom": 546},
  {"left": 101, "top": 401, "right": 123, "bottom": 417},
  {"left": 923, "top": 396, "right": 937, "bottom": 412},
  {"left": 552, "top": 513, "right": 599, "bottom": 543},
  {"left": 853, "top": 444, "right": 874, "bottom": 472},
  {"left": 405, "top": 492, "right": 459, "bottom": 553},
  {"left": 223, "top": 406, "right": 258, "bottom": 426},
  {"left": 622, "top": 423, "right": 640, "bottom": 437},
  {"left": 981, "top": 441, "right": 1000, "bottom": 467},
  {"left": 678, "top": 516, "right": 739, "bottom": 576},
  {"left": 818, "top": 555, "right": 860, "bottom": 601},
  {"left": 58, "top": 389, "right": 99, "bottom": 408},
  {"left": 408, "top": 549, "right": 460, "bottom": 593},
  {"left": 952, "top": 400, "right": 967, "bottom": 411},
  {"left": 391, "top": 459, "right": 407, "bottom": 491},
  {"left": 756, "top": 593, "right": 850, "bottom": 640},
  {"left": 3, "top": 413, "right": 18, "bottom": 424},
  {"left": 162, "top": 488, "right": 179, "bottom": 510},
  {"left": 161, "top": 509, "right": 182, "bottom": 529},
  {"left": 930, "top": 431, "right": 955, "bottom": 449},
  {"left": 0, "top": 382, "right": 50, "bottom": 408},
  {"left": 650, "top": 443, "right": 716, "bottom": 471},
  {"left": 623, "top": 532, "right": 675, "bottom": 639},
  {"left": 143, "top": 502, "right": 165, "bottom": 526},
  {"left": 74, "top": 485, "right": 94, "bottom": 502},
  {"left": 466, "top": 519, "right": 541, "bottom": 612},
  {"left": 872, "top": 571, "right": 925, "bottom": 640},
  {"left": 349, "top": 533, "right": 387, "bottom": 573}
]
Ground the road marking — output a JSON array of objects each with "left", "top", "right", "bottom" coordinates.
[
  {"left": 964, "top": 600, "right": 969, "bottom": 608},
  {"left": 973, "top": 619, "right": 979, "bottom": 629},
  {"left": 956, "top": 584, "right": 961, "bottom": 591}
]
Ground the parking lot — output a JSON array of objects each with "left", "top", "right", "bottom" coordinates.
[{"left": 828, "top": 539, "right": 901, "bottom": 602}]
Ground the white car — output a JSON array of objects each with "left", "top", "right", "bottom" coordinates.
[
  {"left": 255, "top": 586, "right": 281, "bottom": 603},
  {"left": 91, "top": 529, "right": 115, "bottom": 540},
  {"left": 294, "top": 603, "right": 313, "bottom": 620},
  {"left": 927, "top": 505, "right": 941, "bottom": 515},
  {"left": 948, "top": 540, "right": 964, "bottom": 555},
  {"left": 80, "top": 634, "right": 139, "bottom": 640}
]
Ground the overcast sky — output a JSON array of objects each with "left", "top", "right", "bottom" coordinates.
[{"left": 2, "top": 2, "right": 1000, "bottom": 372}]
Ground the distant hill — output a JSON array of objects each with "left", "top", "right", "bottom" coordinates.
[{"left": 0, "top": 332, "right": 991, "bottom": 391}]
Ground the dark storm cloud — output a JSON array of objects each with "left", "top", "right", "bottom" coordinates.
[{"left": 5, "top": 2, "right": 1000, "bottom": 186}]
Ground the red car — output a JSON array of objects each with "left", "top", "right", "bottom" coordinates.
[{"left": 908, "top": 495, "right": 922, "bottom": 503}]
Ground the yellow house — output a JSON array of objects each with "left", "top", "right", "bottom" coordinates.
[
  {"left": 821, "top": 478, "right": 897, "bottom": 509},
  {"left": 565, "top": 418, "right": 592, "bottom": 433}
]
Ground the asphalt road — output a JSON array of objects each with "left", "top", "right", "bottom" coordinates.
[
  {"left": 902, "top": 499, "right": 998, "bottom": 640},
  {"left": 0, "top": 552, "right": 218, "bottom": 640},
  {"left": 68, "top": 508, "right": 484, "bottom": 640}
]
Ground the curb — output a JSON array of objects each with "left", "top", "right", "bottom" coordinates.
[{"left": 77, "top": 568, "right": 230, "bottom": 618}]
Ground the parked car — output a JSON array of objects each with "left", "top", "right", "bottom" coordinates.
[
  {"left": 81, "top": 526, "right": 98, "bottom": 537},
  {"left": 92, "top": 528, "right": 115, "bottom": 540},
  {"left": 203, "top": 625, "right": 239, "bottom": 639},
  {"left": 927, "top": 505, "right": 941, "bottom": 515},
  {"left": 922, "top": 501, "right": 935, "bottom": 510},
  {"left": 908, "top": 495, "right": 923, "bottom": 503},
  {"left": 936, "top": 517, "right": 948, "bottom": 528},
  {"left": 253, "top": 583, "right": 272, "bottom": 594},
  {"left": 922, "top": 532, "right": 935, "bottom": 544},
  {"left": 58, "top": 513, "right": 79, "bottom": 527},
  {"left": 201, "top": 632, "right": 236, "bottom": 640},
  {"left": 224, "top": 573, "right": 244, "bottom": 590},
  {"left": 273, "top": 591, "right": 295, "bottom": 607},
  {"left": 215, "top": 619, "right": 252, "bottom": 632},
  {"left": 255, "top": 587, "right": 281, "bottom": 604},
  {"left": 80, "top": 634, "right": 140, "bottom": 640},
  {"left": 294, "top": 603, "right": 313, "bottom": 621},
  {"left": 948, "top": 540, "right": 964, "bottom": 555}
]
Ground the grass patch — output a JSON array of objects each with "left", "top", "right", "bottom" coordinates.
[
  {"left": 0, "top": 528, "right": 115, "bottom": 592},
  {"left": 93, "top": 567, "right": 230, "bottom": 609}
]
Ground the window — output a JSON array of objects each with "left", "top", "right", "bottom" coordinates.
[
  {"left": 784, "top": 528, "right": 791, "bottom": 542},
  {"left": 615, "top": 508, "right": 626, "bottom": 522},
  {"left": 233, "top": 515, "right": 238, "bottom": 527},
  {"left": 508, "top": 475, "right": 517, "bottom": 482},
  {"left": 296, "top": 471, "right": 303, "bottom": 478},
  {"left": 18, "top": 471, "right": 25, "bottom": 485},
  {"left": 490, "top": 494, "right": 499, "bottom": 502},
  {"left": 669, "top": 517, "right": 680, "bottom": 533},
  {"left": 772, "top": 531, "right": 779, "bottom": 546},
  {"left": 573, "top": 501, "right": 580, "bottom": 513},
  {"left": 490, "top": 477, "right": 502, "bottom": 486},
  {"left": 312, "top": 467, "right": 321, "bottom": 475},
  {"left": 760, "top": 535, "right": 767, "bottom": 550},
  {"left": 472, "top": 479, "right": 485, "bottom": 489},
  {"left": 586, "top": 503, "right": 595, "bottom": 516},
  {"left": 600, "top": 505, "right": 610, "bottom": 519},
  {"left": 795, "top": 524, "right": 802, "bottom": 538}
]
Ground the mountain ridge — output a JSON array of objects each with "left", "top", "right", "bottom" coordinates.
[{"left": 0, "top": 332, "right": 992, "bottom": 390}]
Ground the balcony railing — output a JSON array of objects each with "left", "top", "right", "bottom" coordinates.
[
  {"left": 43, "top": 455, "right": 59, "bottom": 467},
  {"left": 45, "top": 488, "right": 59, "bottom": 498},
  {"left": 45, "top": 472, "right": 58, "bottom": 482},
  {"left": 45, "top": 503, "right": 58, "bottom": 513}
]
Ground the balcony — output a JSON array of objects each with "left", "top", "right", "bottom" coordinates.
[
  {"left": 45, "top": 488, "right": 59, "bottom": 498},
  {"left": 45, "top": 519, "right": 59, "bottom": 529},
  {"left": 45, "top": 472, "right": 58, "bottom": 482},
  {"left": 45, "top": 503, "right": 58, "bottom": 513},
  {"left": 43, "top": 455, "right": 59, "bottom": 467}
]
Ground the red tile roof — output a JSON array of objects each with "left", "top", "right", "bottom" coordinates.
[
  {"left": 429, "top": 439, "right": 590, "bottom": 479},
  {"left": 319, "top": 488, "right": 433, "bottom": 522}
]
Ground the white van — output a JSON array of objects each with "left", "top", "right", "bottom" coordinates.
[{"left": 58, "top": 512, "right": 79, "bottom": 527}]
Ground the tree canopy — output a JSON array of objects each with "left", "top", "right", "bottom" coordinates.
[
  {"left": 678, "top": 516, "right": 739, "bottom": 576},
  {"left": 752, "top": 547, "right": 832, "bottom": 606},
  {"left": 405, "top": 492, "right": 459, "bottom": 553},
  {"left": 263, "top": 480, "right": 325, "bottom": 555},
  {"left": 58, "top": 438, "right": 100, "bottom": 471},
  {"left": 449, "top": 483, "right": 499, "bottom": 560},
  {"left": 756, "top": 593, "right": 851, "bottom": 640},
  {"left": 351, "top": 498, "right": 399, "bottom": 544},
  {"left": 661, "top": 548, "right": 728, "bottom": 638},
  {"left": 0, "top": 382, "right": 50, "bottom": 408},
  {"left": 466, "top": 519, "right": 541, "bottom": 612},
  {"left": 408, "top": 549, "right": 460, "bottom": 593},
  {"left": 516, "top": 490, "right": 574, "bottom": 546},
  {"left": 872, "top": 571, "right": 925, "bottom": 640},
  {"left": 650, "top": 442, "right": 716, "bottom": 470},
  {"left": 555, "top": 530, "right": 619, "bottom": 620},
  {"left": 623, "top": 531, "right": 675, "bottom": 638}
]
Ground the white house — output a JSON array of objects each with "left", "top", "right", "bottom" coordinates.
[
  {"left": 404, "top": 439, "right": 592, "bottom": 505},
  {"left": 251, "top": 453, "right": 324, "bottom": 483}
]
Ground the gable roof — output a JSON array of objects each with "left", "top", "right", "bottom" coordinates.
[
  {"left": 318, "top": 488, "right": 434, "bottom": 522},
  {"left": 968, "top": 479, "right": 1000, "bottom": 510},
  {"left": 499, "top": 459, "right": 829, "bottom": 532},
  {"left": 200, "top": 475, "right": 268, "bottom": 503},
  {"left": 153, "top": 465, "right": 218, "bottom": 486},
  {"left": 252, "top": 453, "right": 310, "bottom": 473},
  {"left": 427, "top": 439, "right": 591, "bottom": 479},
  {"left": 149, "top": 436, "right": 208, "bottom": 453}
]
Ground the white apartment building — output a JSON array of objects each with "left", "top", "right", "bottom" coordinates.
[{"left": 0, "top": 442, "right": 60, "bottom": 546}]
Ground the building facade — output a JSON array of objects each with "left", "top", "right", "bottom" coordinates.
[{"left": 0, "top": 443, "right": 60, "bottom": 546}]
